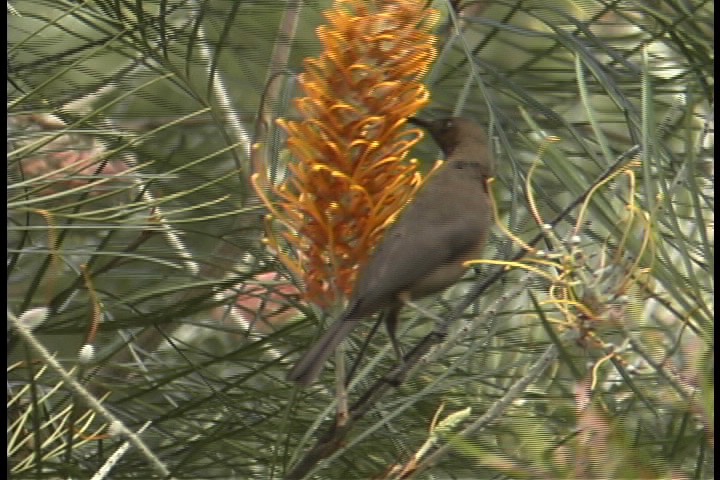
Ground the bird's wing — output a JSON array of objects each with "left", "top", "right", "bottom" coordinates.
[{"left": 349, "top": 199, "right": 484, "bottom": 317}]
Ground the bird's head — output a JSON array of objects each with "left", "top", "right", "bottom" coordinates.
[
  {"left": 408, "top": 116, "right": 493, "bottom": 176},
  {"left": 408, "top": 117, "right": 487, "bottom": 156}
]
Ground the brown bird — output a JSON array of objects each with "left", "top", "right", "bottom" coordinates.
[{"left": 287, "top": 117, "right": 495, "bottom": 386}]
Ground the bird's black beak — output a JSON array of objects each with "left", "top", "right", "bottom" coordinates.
[{"left": 407, "top": 117, "right": 432, "bottom": 129}]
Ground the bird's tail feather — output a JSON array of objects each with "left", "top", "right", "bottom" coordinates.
[{"left": 287, "top": 317, "right": 360, "bottom": 387}]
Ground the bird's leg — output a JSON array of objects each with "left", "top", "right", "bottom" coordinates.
[
  {"left": 346, "top": 305, "right": 405, "bottom": 386},
  {"left": 398, "top": 296, "right": 449, "bottom": 359},
  {"left": 345, "top": 314, "right": 384, "bottom": 386},
  {"left": 382, "top": 305, "right": 404, "bottom": 362}
]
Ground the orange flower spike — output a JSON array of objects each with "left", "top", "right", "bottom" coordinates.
[{"left": 266, "top": 0, "right": 438, "bottom": 305}]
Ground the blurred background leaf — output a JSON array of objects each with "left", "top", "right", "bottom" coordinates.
[{"left": 7, "top": 0, "right": 712, "bottom": 478}]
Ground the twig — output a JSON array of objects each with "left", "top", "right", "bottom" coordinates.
[
  {"left": 9, "top": 311, "right": 173, "bottom": 479},
  {"left": 406, "top": 342, "right": 560, "bottom": 478}
]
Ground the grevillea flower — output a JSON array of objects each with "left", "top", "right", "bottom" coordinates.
[{"left": 255, "top": 0, "right": 438, "bottom": 306}]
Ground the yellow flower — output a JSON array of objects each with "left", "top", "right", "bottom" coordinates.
[{"left": 258, "top": 0, "right": 438, "bottom": 305}]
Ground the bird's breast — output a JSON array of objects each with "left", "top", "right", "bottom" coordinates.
[{"left": 406, "top": 261, "right": 467, "bottom": 299}]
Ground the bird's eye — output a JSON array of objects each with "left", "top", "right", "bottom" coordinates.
[{"left": 444, "top": 119, "right": 454, "bottom": 129}]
